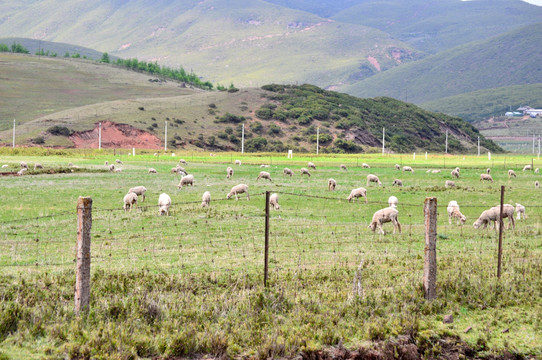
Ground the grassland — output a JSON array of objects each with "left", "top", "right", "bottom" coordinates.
[{"left": 0, "top": 149, "right": 541, "bottom": 359}]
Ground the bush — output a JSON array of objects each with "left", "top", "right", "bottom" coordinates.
[
  {"left": 268, "top": 124, "right": 282, "bottom": 136},
  {"left": 47, "top": 126, "right": 72, "bottom": 136},
  {"left": 217, "top": 113, "right": 245, "bottom": 123},
  {"left": 251, "top": 121, "right": 263, "bottom": 134},
  {"left": 255, "top": 107, "right": 273, "bottom": 120},
  {"left": 245, "top": 137, "right": 268, "bottom": 152},
  {"left": 32, "top": 137, "right": 45, "bottom": 144},
  {"left": 333, "top": 139, "right": 362, "bottom": 153},
  {"left": 309, "top": 133, "right": 332, "bottom": 145}
]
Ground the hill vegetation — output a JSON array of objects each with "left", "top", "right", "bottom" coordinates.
[{"left": 343, "top": 23, "right": 542, "bottom": 104}]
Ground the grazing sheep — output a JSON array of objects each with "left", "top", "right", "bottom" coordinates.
[
  {"left": 308, "top": 162, "right": 316, "bottom": 170},
  {"left": 445, "top": 180, "right": 456, "bottom": 188},
  {"left": 300, "top": 168, "right": 311, "bottom": 177},
  {"left": 260, "top": 164, "right": 269, "bottom": 168},
  {"left": 234, "top": 159, "right": 242, "bottom": 166},
  {"left": 123, "top": 192, "right": 138, "bottom": 212},
  {"left": 515, "top": 203, "right": 526, "bottom": 220},
  {"left": 171, "top": 167, "right": 179, "bottom": 174},
  {"left": 395, "top": 164, "right": 401, "bottom": 170},
  {"left": 1, "top": 164, "right": 8, "bottom": 168},
  {"left": 227, "top": 184, "right": 250, "bottom": 200},
  {"left": 455, "top": 167, "right": 460, "bottom": 173},
  {"left": 34, "top": 163, "right": 43, "bottom": 170},
  {"left": 104, "top": 161, "right": 109, "bottom": 166},
  {"left": 523, "top": 164, "right": 532, "bottom": 171},
  {"left": 536, "top": 168, "right": 539, "bottom": 174},
  {"left": 179, "top": 159, "right": 187, "bottom": 165},
  {"left": 508, "top": 169, "right": 517, "bottom": 178},
  {"left": 368, "top": 207, "right": 401, "bottom": 235},
  {"left": 115, "top": 159, "right": 123, "bottom": 165},
  {"left": 20, "top": 161, "right": 28, "bottom": 169},
  {"left": 536, "top": 181, "right": 540, "bottom": 188},
  {"left": 366, "top": 174, "right": 382, "bottom": 186},
  {"left": 362, "top": 163, "right": 370, "bottom": 168},
  {"left": 114, "top": 168, "right": 122, "bottom": 173},
  {"left": 340, "top": 164, "right": 347, "bottom": 171},
  {"left": 68, "top": 162, "right": 74, "bottom": 167},
  {"left": 283, "top": 168, "right": 294, "bottom": 177},
  {"left": 430, "top": 169, "right": 441, "bottom": 173},
  {"left": 451, "top": 169, "right": 460, "bottom": 178},
  {"left": 487, "top": 168, "right": 491, "bottom": 174},
  {"left": 392, "top": 179, "right": 403, "bottom": 187},
  {"left": 403, "top": 166, "right": 414, "bottom": 173},
  {"left": 177, "top": 174, "right": 194, "bottom": 189},
  {"left": 17, "top": 168, "right": 27, "bottom": 176},
  {"left": 128, "top": 186, "right": 147, "bottom": 202},
  {"left": 347, "top": 188, "right": 367, "bottom": 203},
  {"left": 226, "top": 167, "right": 234, "bottom": 179},
  {"left": 109, "top": 164, "right": 115, "bottom": 172},
  {"left": 447, "top": 201, "right": 466, "bottom": 225},
  {"left": 148, "top": 168, "right": 157, "bottom": 173},
  {"left": 480, "top": 173, "right": 493, "bottom": 182},
  {"left": 388, "top": 196, "right": 398, "bottom": 208},
  {"left": 176, "top": 166, "right": 187, "bottom": 175},
  {"left": 269, "top": 193, "right": 280, "bottom": 210},
  {"left": 257, "top": 171, "right": 272, "bottom": 182},
  {"left": 328, "top": 178, "right": 337, "bottom": 191},
  {"left": 201, "top": 191, "right": 211, "bottom": 207},
  {"left": 473, "top": 204, "right": 515, "bottom": 231},
  {"left": 154, "top": 153, "right": 158, "bottom": 156},
  {"left": 158, "top": 193, "right": 171, "bottom": 216}
]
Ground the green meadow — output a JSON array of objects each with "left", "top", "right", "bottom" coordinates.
[{"left": 0, "top": 149, "right": 541, "bottom": 359}]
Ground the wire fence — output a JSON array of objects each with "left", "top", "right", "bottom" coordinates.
[{"left": 1, "top": 190, "right": 541, "bottom": 302}]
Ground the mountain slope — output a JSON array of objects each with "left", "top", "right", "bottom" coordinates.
[
  {"left": 0, "top": 37, "right": 117, "bottom": 60},
  {"left": 331, "top": 0, "right": 542, "bottom": 54},
  {"left": 0, "top": 0, "right": 420, "bottom": 88},
  {"left": 342, "top": 23, "right": 542, "bottom": 104}
]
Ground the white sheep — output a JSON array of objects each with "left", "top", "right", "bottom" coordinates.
[
  {"left": 480, "top": 173, "right": 493, "bottom": 182},
  {"left": 366, "top": 174, "right": 382, "bottom": 186},
  {"left": 455, "top": 167, "right": 460, "bottom": 173},
  {"left": 508, "top": 169, "right": 517, "bottom": 178},
  {"left": 114, "top": 168, "right": 122, "bottom": 173},
  {"left": 226, "top": 167, "right": 234, "bottom": 179},
  {"left": 536, "top": 181, "right": 540, "bottom": 188},
  {"left": 523, "top": 165, "right": 532, "bottom": 172},
  {"left": 177, "top": 174, "right": 194, "bottom": 189},
  {"left": 515, "top": 203, "right": 526, "bottom": 220},
  {"left": 260, "top": 164, "right": 270, "bottom": 168},
  {"left": 368, "top": 207, "right": 401, "bottom": 235},
  {"left": 307, "top": 162, "right": 316, "bottom": 170},
  {"left": 34, "top": 163, "right": 43, "bottom": 170},
  {"left": 536, "top": 168, "right": 539, "bottom": 174},
  {"left": 473, "top": 204, "right": 515, "bottom": 231},
  {"left": 300, "top": 168, "right": 311, "bottom": 177},
  {"left": 171, "top": 167, "right": 179, "bottom": 174},
  {"left": 328, "top": 178, "right": 337, "bottom": 191},
  {"left": 176, "top": 165, "right": 187, "bottom": 175},
  {"left": 447, "top": 201, "right": 466, "bottom": 225},
  {"left": 128, "top": 186, "right": 147, "bottom": 202},
  {"left": 395, "top": 164, "right": 401, "bottom": 170},
  {"left": 104, "top": 161, "right": 109, "bottom": 166},
  {"left": 201, "top": 191, "right": 211, "bottom": 207},
  {"left": 68, "top": 162, "right": 74, "bottom": 167},
  {"left": 362, "top": 163, "right": 370, "bottom": 168},
  {"left": 451, "top": 169, "right": 460, "bottom": 178},
  {"left": 431, "top": 169, "right": 441, "bottom": 173},
  {"left": 283, "top": 168, "right": 294, "bottom": 177},
  {"left": 445, "top": 180, "right": 456, "bottom": 188},
  {"left": 340, "top": 164, "right": 347, "bottom": 171},
  {"left": 116, "top": 159, "right": 123, "bottom": 165},
  {"left": 269, "top": 193, "right": 280, "bottom": 210},
  {"left": 123, "top": 192, "right": 138, "bottom": 212},
  {"left": 109, "top": 164, "right": 115, "bottom": 172},
  {"left": 227, "top": 184, "right": 250, "bottom": 200},
  {"left": 179, "top": 159, "right": 187, "bottom": 165},
  {"left": 392, "top": 179, "right": 403, "bottom": 187},
  {"left": 1, "top": 164, "right": 8, "bottom": 168},
  {"left": 17, "top": 168, "right": 27, "bottom": 176},
  {"left": 234, "top": 160, "right": 242, "bottom": 166},
  {"left": 154, "top": 153, "right": 158, "bottom": 157},
  {"left": 20, "top": 161, "right": 28, "bottom": 169},
  {"left": 347, "top": 188, "right": 367, "bottom": 203},
  {"left": 388, "top": 196, "right": 398, "bottom": 208},
  {"left": 257, "top": 171, "right": 272, "bottom": 182},
  {"left": 148, "top": 168, "right": 157, "bottom": 173},
  {"left": 158, "top": 193, "right": 171, "bottom": 216},
  {"left": 402, "top": 166, "right": 414, "bottom": 173}
]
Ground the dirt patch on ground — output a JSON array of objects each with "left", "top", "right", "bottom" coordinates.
[{"left": 70, "top": 121, "right": 162, "bottom": 149}]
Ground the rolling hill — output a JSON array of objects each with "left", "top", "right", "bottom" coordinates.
[
  {"left": 342, "top": 23, "right": 542, "bottom": 104},
  {"left": 0, "top": 54, "right": 501, "bottom": 153},
  {"left": 0, "top": 0, "right": 421, "bottom": 88}
]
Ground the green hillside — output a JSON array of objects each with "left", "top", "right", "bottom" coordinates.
[
  {"left": 332, "top": 0, "right": 542, "bottom": 53},
  {"left": 342, "top": 23, "right": 542, "bottom": 104},
  {"left": 422, "top": 83, "right": 542, "bottom": 123},
  {"left": 0, "top": 0, "right": 420, "bottom": 88}
]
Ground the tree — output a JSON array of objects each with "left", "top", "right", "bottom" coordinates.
[{"left": 100, "top": 52, "right": 110, "bottom": 63}]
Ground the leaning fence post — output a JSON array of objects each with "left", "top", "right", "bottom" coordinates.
[
  {"left": 423, "top": 197, "right": 437, "bottom": 300},
  {"left": 497, "top": 185, "right": 505, "bottom": 279},
  {"left": 264, "top": 191, "right": 270, "bottom": 288},
  {"left": 75, "top": 196, "right": 92, "bottom": 313}
]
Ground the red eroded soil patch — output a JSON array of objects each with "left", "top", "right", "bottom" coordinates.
[{"left": 70, "top": 121, "right": 162, "bottom": 149}]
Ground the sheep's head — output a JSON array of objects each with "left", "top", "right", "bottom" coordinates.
[
  {"left": 226, "top": 192, "right": 232, "bottom": 200},
  {"left": 368, "top": 222, "right": 377, "bottom": 232},
  {"left": 460, "top": 215, "right": 467, "bottom": 224},
  {"left": 473, "top": 219, "right": 483, "bottom": 229}
]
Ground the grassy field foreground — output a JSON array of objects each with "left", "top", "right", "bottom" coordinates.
[{"left": 0, "top": 150, "right": 541, "bottom": 359}]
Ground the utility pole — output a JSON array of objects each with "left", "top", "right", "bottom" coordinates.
[
  {"left": 316, "top": 127, "right": 320, "bottom": 155},
  {"left": 382, "top": 127, "right": 385, "bottom": 155},
  {"left": 12, "top": 119, "right": 15, "bottom": 148},
  {"left": 538, "top": 135, "right": 541, "bottom": 159},
  {"left": 98, "top": 122, "right": 102, "bottom": 150},
  {"left": 241, "top": 123, "right": 245, "bottom": 154},
  {"left": 445, "top": 130, "right": 448, "bottom": 154},
  {"left": 164, "top": 121, "right": 168, "bottom": 152},
  {"left": 477, "top": 136, "right": 480, "bottom": 156},
  {"left": 533, "top": 134, "right": 536, "bottom": 154}
]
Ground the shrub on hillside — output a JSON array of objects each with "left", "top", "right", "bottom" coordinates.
[
  {"left": 47, "top": 126, "right": 72, "bottom": 137},
  {"left": 217, "top": 113, "right": 245, "bottom": 123}
]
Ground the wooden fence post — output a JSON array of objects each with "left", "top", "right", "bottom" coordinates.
[
  {"left": 423, "top": 197, "right": 437, "bottom": 300},
  {"left": 264, "top": 191, "right": 270, "bottom": 288},
  {"left": 75, "top": 196, "right": 92, "bottom": 313},
  {"left": 497, "top": 185, "right": 505, "bottom": 279}
]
